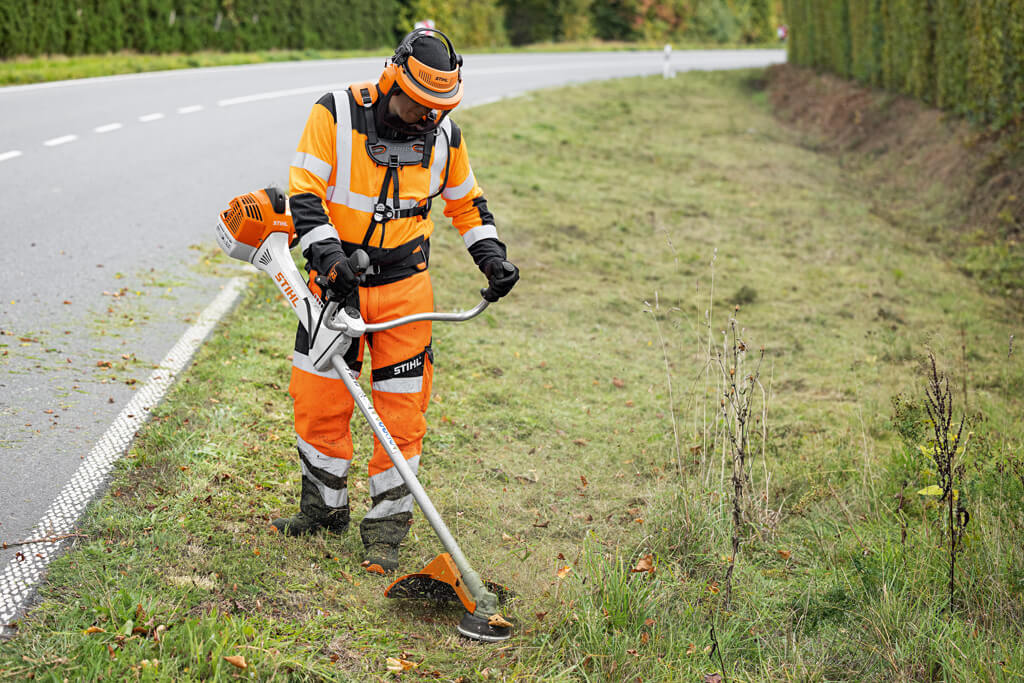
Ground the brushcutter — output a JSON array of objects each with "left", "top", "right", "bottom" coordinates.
[{"left": 215, "top": 186, "right": 513, "bottom": 642}]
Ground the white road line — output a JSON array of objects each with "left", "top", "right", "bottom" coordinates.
[
  {"left": 138, "top": 113, "right": 165, "bottom": 122},
  {"left": 94, "top": 122, "right": 123, "bottom": 133},
  {"left": 177, "top": 105, "right": 203, "bottom": 114},
  {"left": 0, "top": 150, "right": 23, "bottom": 162},
  {"left": 43, "top": 135, "right": 77, "bottom": 147},
  {"left": 0, "top": 276, "right": 249, "bottom": 636},
  {"left": 0, "top": 57, "right": 385, "bottom": 94},
  {"left": 217, "top": 83, "right": 345, "bottom": 107}
]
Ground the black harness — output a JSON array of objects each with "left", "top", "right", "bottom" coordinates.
[{"left": 354, "top": 87, "right": 450, "bottom": 285}]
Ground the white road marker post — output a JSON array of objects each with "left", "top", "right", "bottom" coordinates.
[{"left": 663, "top": 44, "right": 675, "bottom": 79}]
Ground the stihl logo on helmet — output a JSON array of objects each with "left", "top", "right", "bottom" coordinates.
[{"left": 416, "top": 68, "right": 457, "bottom": 91}]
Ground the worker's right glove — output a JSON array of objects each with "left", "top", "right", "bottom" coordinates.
[
  {"left": 481, "top": 259, "right": 519, "bottom": 302},
  {"left": 316, "top": 251, "right": 360, "bottom": 301}
]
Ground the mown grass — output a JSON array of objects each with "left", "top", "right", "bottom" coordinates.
[
  {"left": 0, "top": 40, "right": 780, "bottom": 86},
  {"left": 1, "top": 70, "right": 1022, "bottom": 681}
]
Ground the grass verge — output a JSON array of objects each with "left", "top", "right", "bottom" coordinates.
[{"left": 1, "top": 70, "right": 1022, "bottom": 681}]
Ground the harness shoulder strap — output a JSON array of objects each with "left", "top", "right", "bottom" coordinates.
[{"left": 349, "top": 81, "right": 379, "bottom": 145}]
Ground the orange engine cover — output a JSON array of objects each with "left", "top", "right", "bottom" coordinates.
[{"left": 219, "top": 187, "right": 294, "bottom": 249}]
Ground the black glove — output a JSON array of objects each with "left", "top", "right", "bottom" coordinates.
[
  {"left": 481, "top": 258, "right": 519, "bottom": 302},
  {"left": 318, "top": 252, "right": 359, "bottom": 300}
]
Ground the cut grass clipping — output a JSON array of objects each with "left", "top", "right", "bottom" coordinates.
[{"left": 2, "top": 70, "right": 1022, "bottom": 681}]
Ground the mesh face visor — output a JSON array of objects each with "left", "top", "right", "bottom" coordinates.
[{"left": 395, "top": 54, "right": 463, "bottom": 111}]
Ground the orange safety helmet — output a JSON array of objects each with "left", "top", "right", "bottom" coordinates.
[{"left": 378, "top": 28, "right": 464, "bottom": 112}]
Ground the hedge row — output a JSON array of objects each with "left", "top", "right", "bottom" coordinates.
[
  {"left": 782, "top": 0, "right": 1024, "bottom": 130},
  {"left": 0, "top": 0, "right": 784, "bottom": 59},
  {"left": 0, "top": 0, "right": 399, "bottom": 58}
]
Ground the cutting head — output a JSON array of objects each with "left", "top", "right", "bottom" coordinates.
[{"left": 384, "top": 553, "right": 514, "bottom": 642}]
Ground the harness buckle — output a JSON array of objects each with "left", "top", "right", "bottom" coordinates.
[{"left": 374, "top": 202, "right": 396, "bottom": 223}]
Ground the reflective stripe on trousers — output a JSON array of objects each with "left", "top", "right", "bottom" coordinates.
[{"left": 289, "top": 270, "right": 434, "bottom": 502}]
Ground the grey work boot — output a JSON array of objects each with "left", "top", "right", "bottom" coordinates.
[
  {"left": 271, "top": 474, "right": 350, "bottom": 537},
  {"left": 359, "top": 487, "right": 412, "bottom": 574}
]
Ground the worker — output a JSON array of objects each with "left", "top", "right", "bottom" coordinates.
[{"left": 272, "top": 28, "right": 519, "bottom": 575}]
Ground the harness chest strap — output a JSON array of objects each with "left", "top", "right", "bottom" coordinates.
[{"left": 346, "top": 82, "right": 446, "bottom": 251}]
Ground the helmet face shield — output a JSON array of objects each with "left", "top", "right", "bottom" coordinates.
[{"left": 376, "top": 84, "right": 450, "bottom": 137}]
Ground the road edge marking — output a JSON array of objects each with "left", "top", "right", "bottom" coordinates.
[{"left": 0, "top": 276, "right": 249, "bottom": 636}]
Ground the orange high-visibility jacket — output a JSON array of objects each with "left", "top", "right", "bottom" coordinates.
[{"left": 288, "top": 85, "right": 503, "bottom": 278}]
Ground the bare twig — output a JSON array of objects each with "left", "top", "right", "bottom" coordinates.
[{"left": 1, "top": 533, "right": 88, "bottom": 550}]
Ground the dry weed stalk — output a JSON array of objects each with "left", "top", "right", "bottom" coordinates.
[
  {"left": 715, "top": 312, "right": 765, "bottom": 603},
  {"left": 921, "top": 352, "right": 971, "bottom": 613}
]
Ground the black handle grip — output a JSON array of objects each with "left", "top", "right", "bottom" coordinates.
[
  {"left": 480, "top": 261, "right": 516, "bottom": 303},
  {"left": 348, "top": 249, "right": 370, "bottom": 277}
]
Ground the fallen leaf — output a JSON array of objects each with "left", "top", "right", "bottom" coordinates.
[
  {"left": 535, "top": 611, "right": 548, "bottom": 622},
  {"left": 386, "top": 657, "right": 418, "bottom": 672},
  {"left": 223, "top": 655, "right": 247, "bottom": 669},
  {"left": 644, "top": 618, "right": 655, "bottom": 627},
  {"left": 556, "top": 565, "right": 572, "bottom": 579},
  {"left": 612, "top": 378, "right": 625, "bottom": 388},
  {"left": 573, "top": 439, "right": 587, "bottom": 446},
  {"left": 97, "top": 361, "right": 112, "bottom": 368},
  {"left": 703, "top": 674, "right": 723, "bottom": 683},
  {"left": 706, "top": 581, "right": 720, "bottom": 594},
  {"left": 631, "top": 554, "right": 654, "bottom": 574},
  {"left": 83, "top": 626, "right": 105, "bottom": 635},
  {"left": 488, "top": 613, "right": 513, "bottom": 628},
  {"left": 686, "top": 643, "right": 697, "bottom": 655},
  {"left": 917, "top": 485, "right": 944, "bottom": 497},
  {"left": 777, "top": 549, "right": 791, "bottom": 560},
  {"left": 640, "top": 631, "right": 650, "bottom": 644},
  {"left": 580, "top": 475, "right": 589, "bottom": 487},
  {"left": 626, "top": 648, "right": 638, "bottom": 656},
  {"left": 532, "top": 520, "right": 549, "bottom": 528}
]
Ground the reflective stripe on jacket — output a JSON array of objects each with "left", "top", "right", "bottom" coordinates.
[{"left": 288, "top": 90, "right": 498, "bottom": 271}]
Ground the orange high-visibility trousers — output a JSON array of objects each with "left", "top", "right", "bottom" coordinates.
[{"left": 289, "top": 270, "right": 434, "bottom": 531}]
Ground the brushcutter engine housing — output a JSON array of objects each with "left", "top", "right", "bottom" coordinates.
[{"left": 215, "top": 187, "right": 359, "bottom": 371}]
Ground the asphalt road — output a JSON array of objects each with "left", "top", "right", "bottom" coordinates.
[{"left": 0, "top": 49, "right": 785, "bottom": 573}]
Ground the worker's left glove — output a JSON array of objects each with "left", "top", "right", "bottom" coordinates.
[{"left": 481, "top": 259, "right": 519, "bottom": 302}]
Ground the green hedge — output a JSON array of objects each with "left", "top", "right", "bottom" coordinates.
[
  {"left": 0, "top": 0, "right": 786, "bottom": 59},
  {"left": 0, "top": 0, "right": 400, "bottom": 58},
  {"left": 782, "top": 0, "right": 1024, "bottom": 131}
]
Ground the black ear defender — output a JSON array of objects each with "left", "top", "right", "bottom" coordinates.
[{"left": 392, "top": 27, "right": 461, "bottom": 72}]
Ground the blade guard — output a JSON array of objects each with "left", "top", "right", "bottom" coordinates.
[{"left": 384, "top": 553, "right": 513, "bottom": 614}]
